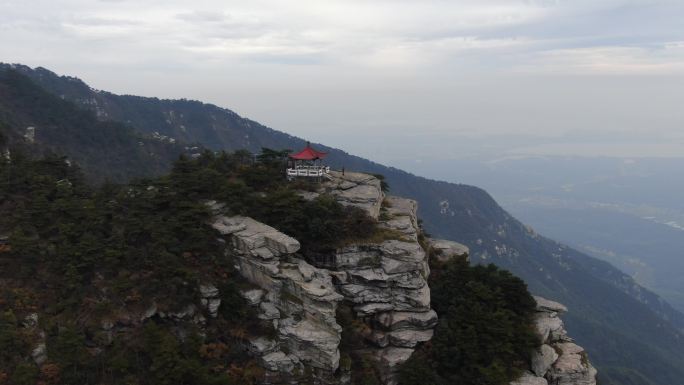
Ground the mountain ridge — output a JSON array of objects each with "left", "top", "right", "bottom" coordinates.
[{"left": 2, "top": 63, "right": 683, "bottom": 384}]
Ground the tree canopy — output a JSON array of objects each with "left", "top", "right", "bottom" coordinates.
[{"left": 399, "top": 255, "right": 538, "bottom": 385}]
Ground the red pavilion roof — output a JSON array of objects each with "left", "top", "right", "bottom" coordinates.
[{"left": 289, "top": 143, "right": 327, "bottom": 160}]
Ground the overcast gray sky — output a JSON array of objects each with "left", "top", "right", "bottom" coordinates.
[{"left": 2, "top": 0, "right": 683, "bottom": 164}]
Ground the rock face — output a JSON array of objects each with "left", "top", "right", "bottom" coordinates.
[
  {"left": 212, "top": 173, "right": 437, "bottom": 384},
  {"left": 319, "top": 176, "right": 437, "bottom": 384},
  {"left": 531, "top": 344, "right": 558, "bottom": 377},
  {"left": 212, "top": 173, "right": 596, "bottom": 385},
  {"left": 200, "top": 283, "right": 221, "bottom": 318},
  {"left": 510, "top": 296, "right": 597, "bottom": 385},
  {"left": 212, "top": 214, "right": 344, "bottom": 376},
  {"left": 547, "top": 342, "right": 597, "bottom": 385},
  {"left": 428, "top": 238, "right": 469, "bottom": 263},
  {"left": 511, "top": 371, "right": 549, "bottom": 385},
  {"left": 325, "top": 171, "right": 384, "bottom": 220}
]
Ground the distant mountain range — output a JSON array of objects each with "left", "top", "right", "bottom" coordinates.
[
  {"left": 402, "top": 155, "right": 684, "bottom": 314},
  {"left": 1, "top": 63, "right": 683, "bottom": 385},
  {"left": 0, "top": 68, "right": 184, "bottom": 181}
]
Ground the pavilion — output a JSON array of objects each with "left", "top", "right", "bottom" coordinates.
[{"left": 286, "top": 142, "right": 331, "bottom": 180}]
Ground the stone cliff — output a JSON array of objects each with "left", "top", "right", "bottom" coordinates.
[
  {"left": 212, "top": 214, "right": 343, "bottom": 377},
  {"left": 209, "top": 171, "right": 597, "bottom": 385},
  {"left": 322, "top": 173, "right": 437, "bottom": 383},
  {"left": 511, "top": 297, "right": 598, "bottom": 385}
]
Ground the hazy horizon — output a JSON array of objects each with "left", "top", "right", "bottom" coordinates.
[{"left": 2, "top": 0, "right": 683, "bottom": 163}]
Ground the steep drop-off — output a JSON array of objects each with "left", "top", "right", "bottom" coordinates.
[{"left": 208, "top": 171, "right": 597, "bottom": 385}]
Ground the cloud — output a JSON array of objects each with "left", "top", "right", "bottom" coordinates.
[
  {"left": 3, "top": 0, "right": 682, "bottom": 73},
  {"left": 1, "top": 0, "right": 683, "bottom": 158},
  {"left": 520, "top": 44, "right": 684, "bottom": 75}
]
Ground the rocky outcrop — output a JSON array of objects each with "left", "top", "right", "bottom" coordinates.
[
  {"left": 317, "top": 175, "right": 436, "bottom": 384},
  {"left": 211, "top": 173, "right": 437, "bottom": 384},
  {"left": 511, "top": 296, "right": 597, "bottom": 385},
  {"left": 212, "top": 214, "right": 344, "bottom": 376},
  {"left": 212, "top": 173, "right": 595, "bottom": 385},
  {"left": 531, "top": 344, "right": 558, "bottom": 377},
  {"left": 547, "top": 342, "right": 597, "bottom": 385},
  {"left": 200, "top": 283, "right": 221, "bottom": 318},
  {"left": 511, "top": 372, "right": 550, "bottom": 385},
  {"left": 428, "top": 238, "right": 469, "bottom": 263},
  {"left": 213, "top": 215, "right": 301, "bottom": 259},
  {"left": 325, "top": 171, "right": 384, "bottom": 220}
]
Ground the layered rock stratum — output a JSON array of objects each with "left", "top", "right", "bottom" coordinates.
[
  {"left": 211, "top": 215, "right": 343, "bottom": 377},
  {"left": 209, "top": 172, "right": 597, "bottom": 385}
]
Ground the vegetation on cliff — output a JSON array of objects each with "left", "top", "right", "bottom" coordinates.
[
  {"left": 398, "top": 255, "right": 538, "bottom": 385},
  {"left": 0, "top": 149, "right": 384, "bottom": 384},
  {"left": 0, "top": 152, "right": 270, "bottom": 384}
]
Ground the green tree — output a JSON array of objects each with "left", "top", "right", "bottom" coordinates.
[{"left": 399, "top": 256, "right": 538, "bottom": 385}]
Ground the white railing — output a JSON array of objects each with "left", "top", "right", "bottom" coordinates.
[{"left": 286, "top": 166, "right": 330, "bottom": 178}]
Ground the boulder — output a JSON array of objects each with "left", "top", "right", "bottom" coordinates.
[
  {"left": 141, "top": 303, "right": 158, "bottom": 321},
  {"left": 205, "top": 299, "right": 221, "bottom": 318},
  {"left": 212, "top": 216, "right": 300, "bottom": 257},
  {"left": 261, "top": 351, "right": 299, "bottom": 373},
  {"left": 200, "top": 283, "right": 221, "bottom": 317},
  {"left": 534, "top": 312, "right": 565, "bottom": 343},
  {"left": 241, "top": 289, "right": 265, "bottom": 306},
  {"left": 248, "top": 337, "right": 278, "bottom": 356},
  {"left": 510, "top": 371, "right": 548, "bottom": 385},
  {"left": 513, "top": 297, "right": 596, "bottom": 385},
  {"left": 31, "top": 342, "right": 47, "bottom": 365},
  {"left": 531, "top": 344, "right": 559, "bottom": 377},
  {"left": 534, "top": 296, "right": 568, "bottom": 313},
  {"left": 22, "top": 313, "right": 39, "bottom": 328},
  {"left": 428, "top": 238, "right": 470, "bottom": 262},
  {"left": 547, "top": 342, "right": 597, "bottom": 385},
  {"left": 199, "top": 283, "right": 219, "bottom": 298}
]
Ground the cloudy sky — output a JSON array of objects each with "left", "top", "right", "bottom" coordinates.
[{"left": 1, "top": 0, "right": 683, "bottom": 165}]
